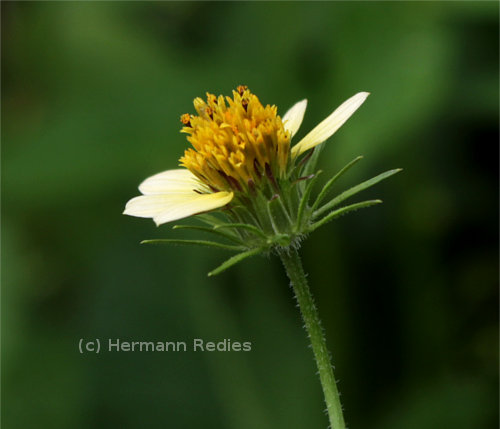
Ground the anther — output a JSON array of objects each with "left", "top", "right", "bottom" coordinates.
[
  {"left": 242, "top": 98, "right": 249, "bottom": 112},
  {"left": 180, "top": 113, "right": 192, "bottom": 127},
  {"left": 207, "top": 93, "right": 217, "bottom": 104},
  {"left": 237, "top": 85, "right": 248, "bottom": 95}
]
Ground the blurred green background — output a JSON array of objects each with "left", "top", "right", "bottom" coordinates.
[{"left": 2, "top": 2, "right": 498, "bottom": 428}]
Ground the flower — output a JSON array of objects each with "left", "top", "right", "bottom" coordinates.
[
  {"left": 124, "top": 86, "right": 369, "bottom": 227},
  {"left": 122, "top": 88, "right": 401, "bottom": 428}
]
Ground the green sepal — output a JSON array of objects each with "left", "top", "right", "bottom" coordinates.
[
  {"left": 301, "top": 143, "right": 325, "bottom": 177},
  {"left": 313, "top": 168, "right": 402, "bottom": 219},
  {"left": 311, "top": 156, "right": 363, "bottom": 213},
  {"left": 214, "top": 223, "right": 267, "bottom": 239},
  {"left": 208, "top": 247, "right": 265, "bottom": 277},
  {"left": 296, "top": 171, "right": 323, "bottom": 231},
  {"left": 141, "top": 239, "right": 245, "bottom": 251},
  {"left": 308, "top": 200, "right": 382, "bottom": 233},
  {"left": 172, "top": 224, "right": 244, "bottom": 245},
  {"left": 267, "top": 195, "right": 293, "bottom": 235},
  {"left": 195, "top": 214, "right": 228, "bottom": 227}
]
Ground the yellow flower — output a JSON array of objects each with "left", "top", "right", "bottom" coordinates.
[{"left": 124, "top": 87, "right": 368, "bottom": 226}]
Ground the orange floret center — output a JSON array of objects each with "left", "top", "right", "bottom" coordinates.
[{"left": 179, "top": 86, "right": 290, "bottom": 193}]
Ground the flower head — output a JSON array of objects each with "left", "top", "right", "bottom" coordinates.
[
  {"left": 125, "top": 87, "right": 368, "bottom": 222},
  {"left": 124, "top": 86, "right": 400, "bottom": 274},
  {"left": 180, "top": 85, "right": 291, "bottom": 191}
]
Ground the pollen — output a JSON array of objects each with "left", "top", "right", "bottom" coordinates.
[{"left": 179, "top": 86, "right": 291, "bottom": 193}]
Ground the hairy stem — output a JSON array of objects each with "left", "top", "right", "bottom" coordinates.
[{"left": 279, "top": 247, "right": 346, "bottom": 429}]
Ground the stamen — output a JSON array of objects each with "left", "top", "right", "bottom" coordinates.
[
  {"left": 237, "top": 85, "right": 248, "bottom": 95},
  {"left": 181, "top": 113, "right": 192, "bottom": 127},
  {"left": 242, "top": 98, "right": 249, "bottom": 112},
  {"left": 207, "top": 93, "right": 217, "bottom": 105}
]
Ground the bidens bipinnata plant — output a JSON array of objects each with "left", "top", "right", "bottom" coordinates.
[
  {"left": 124, "top": 85, "right": 399, "bottom": 276},
  {"left": 124, "top": 86, "right": 400, "bottom": 429}
]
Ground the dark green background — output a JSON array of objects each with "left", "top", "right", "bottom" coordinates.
[{"left": 2, "top": 2, "right": 498, "bottom": 428}]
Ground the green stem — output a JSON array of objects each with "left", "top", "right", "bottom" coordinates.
[{"left": 279, "top": 247, "right": 346, "bottom": 429}]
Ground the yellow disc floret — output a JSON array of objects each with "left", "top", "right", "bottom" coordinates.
[{"left": 179, "top": 86, "right": 291, "bottom": 193}]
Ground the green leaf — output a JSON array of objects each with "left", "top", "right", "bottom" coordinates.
[
  {"left": 141, "top": 239, "right": 245, "bottom": 251},
  {"left": 311, "top": 156, "right": 363, "bottom": 213},
  {"left": 296, "top": 171, "right": 323, "bottom": 230},
  {"left": 172, "top": 224, "right": 244, "bottom": 244},
  {"left": 313, "top": 168, "right": 402, "bottom": 219},
  {"left": 309, "top": 200, "right": 382, "bottom": 232},
  {"left": 214, "top": 223, "right": 267, "bottom": 239},
  {"left": 208, "top": 247, "right": 265, "bottom": 276}
]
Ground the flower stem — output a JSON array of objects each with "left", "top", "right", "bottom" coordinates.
[{"left": 279, "top": 247, "right": 346, "bottom": 429}]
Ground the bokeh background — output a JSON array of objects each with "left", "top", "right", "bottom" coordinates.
[{"left": 2, "top": 2, "right": 498, "bottom": 428}]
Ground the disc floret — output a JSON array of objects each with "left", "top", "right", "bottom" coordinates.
[{"left": 180, "top": 86, "right": 291, "bottom": 195}]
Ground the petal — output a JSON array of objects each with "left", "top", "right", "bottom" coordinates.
[
  {"left": 124, "top": 194, "right": 176, "bottom": 218},
  {"left": 291, "top": 92, "right": 369, "bottom": 157},
  {"left": 153, "top": 192, "right": 234, "bottom": 226},
  {"left": 282, "top": 99, "right": 307, "bottom": 138},
  {"left": 123, "top": 191, "right": 234, "bottom": 225},
  {"left": 139, "top": 169, "right": 203, "bottom": 195}
]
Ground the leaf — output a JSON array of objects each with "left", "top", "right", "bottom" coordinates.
[
  {"left": 141, "top": 239, "right": 245, "bottom": 251},
  {"left": 208, "top": 247, "right": 265, "bottom": 276},
  {"left": 296, "top": 170, "right": 322, "bottom": 230},
  {"left": 172, "top": 224, "right": 244, "bottom": 244},
  {"left": 311, "top": 156, "right": 363, "bottom": 213},
  {"left": 313, "top": 168, "right": 402, "bottom": 219},
  {"left": 308, "top": 200, "right": 382, "bottom": 232}
]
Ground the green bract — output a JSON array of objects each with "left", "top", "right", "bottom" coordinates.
[{"left": 142, "top": 152, "right": 401, "bottom": 276}]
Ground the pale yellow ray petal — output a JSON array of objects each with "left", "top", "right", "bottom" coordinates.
[
  {"left": 282, "top": 99, "right": 307, "bottom": 138},
  {"left": 291, "top": 92, "right": 369, "bottom": 157},
  {"left": 123, "top": 192, "right": 234, "bottom": 225},
  {"left": 152, "top": 192, "right": 234, "bottom": 226},
  {"left": 123, "top": 194, "right": 183, "bottom": 218},
  {"left": 139, "top": 169, "right": 203, "bottom": 195}
]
